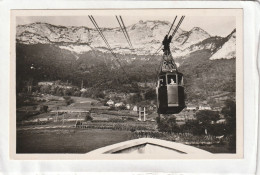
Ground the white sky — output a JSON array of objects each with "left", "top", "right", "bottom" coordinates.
[{"left": 17, "top": 16, "right": 235, "bottom": 37}]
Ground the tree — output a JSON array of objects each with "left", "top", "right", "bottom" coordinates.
[
  {"left": 195, "top": 110, "right": 220, "bottom": 135},
  {"left": 221, "top": 99, "right": 236, "bottom": 130},
  {"left": 50, "top": 86, "right": 56, "bottom": 95},
  {"left": 40, "top": 85, "right": 51, "bottom": 94},
  {"left": 40, "top": 105, "right": 48, "bottom": 113},
  {"left": 85, "top": 113, "right": 93, "bottom": 122},
  {"left": 63, "top": 88, "right": 73, "bottom": 96},
  {"left": 63, "top": 96, "right": 74, "bottom": 105},
  {"left": 157, "top": 115, "right": 179, "bottom": 133},
  {"left": 118, "top": 105, "right": 126, "bottom": 110},
  {"left": 221, "top": 99, "right": 236, "bottom": 150},
  {"left": 128, "top": 93, "right": 142, "bottom": 104},
  {"left": 195, "top": 110, "right": 220, "bottom": 124},
  {"left": 73, "top": 90, "right": 81, "bottom": 97},
  {"left": 95, "top": 91, "right": 105, "bottom": 99},
  {"left": 181, "top": 119, "right": 204, "bottom": 135},
  {"left": 144, "top": 88, "right": 156, "bottom": 100}
]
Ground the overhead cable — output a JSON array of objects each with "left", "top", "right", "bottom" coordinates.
[
  {"left": 171, "top": 16, "right": 185, "bottom": 37},
  {"left": 88, "top": 15, "right": 129, "bottom": 77},
  {"left": 89, "top": 16, "right": 116, "bottom": 57},
  {"left": 154, "top": 16, "right": 178, "bottom": 55},
  {"left": 116, "top": 16, "right": 132, "bottom": 49},
  {"left": 120, "top": 16, "right": 134, "bottom": 49},
  {"left": 167, "top": 16, "right": 178, "bottom": 36}
]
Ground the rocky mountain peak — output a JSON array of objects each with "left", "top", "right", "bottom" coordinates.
[
  {"left": 16, "top": 21, "right": 235, "bottom": 61},
  {"left": 190, "top": 27, "right": 210, "bottom": 36},
  {"left": 210, "top": 29, "right": 236, "bottom": 60}
]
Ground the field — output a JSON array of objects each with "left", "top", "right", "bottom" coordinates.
[
  {"left": 17, "top": 128, "right": 134, "bottom": 153},
  {"left": 17, "top": 128, "right": 232, "bottom": 154},
  {"left": 16, "top": 94, "right": 234, "bottom": 154},
  {"left": 16, "top": 94, "right": 157, "bottom": 153}
]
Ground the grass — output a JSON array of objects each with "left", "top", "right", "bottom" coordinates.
[
  {"left": 17, "top": 128, "right": 134, "bottom": 153},
  {"left": 193, "top": 144, "right": 235, "bottom": 153},
  {"left": 16, "top": 94, "right": 235, "bottom": 154},
  {"left": 16, "top": 128, "right": 233, "bottom": 154}
]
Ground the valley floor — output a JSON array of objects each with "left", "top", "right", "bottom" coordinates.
[
  {"left": 16, "top": 94, "right": 235, "bottom": 154},
  {"left": 16, "top": 128, "right": 233, "bottom": 154}
]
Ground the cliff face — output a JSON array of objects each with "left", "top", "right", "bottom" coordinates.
[{"left": 16, "top": 21, "right": 236, "bottom": 104}]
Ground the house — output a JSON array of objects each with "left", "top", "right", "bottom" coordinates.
[
  {"left": 106, "top": 99, "right": 114, "bottom": 106},
  {"left": 133, "top": 106, "right": 138, "bottom": 112},
  {"left": 198, "top": 106, "right": 212, "bottom": 110},
  {"left": 213, "top": 107, "right": 222, "bottom": 111},
  {"left": 80, "top": 88, "right": 87, "bottom": 92},
  {"left": 126, "top": 104, "right": 131, "bottom": 110},
  {"left": 186, "top": 106, "right": 197, "bottom": 111},
  {"left": 115, "top": 102, "right": 124, "bottom": 107},
  {"left": 149, "top": 105, "right": 155, "bottom": 111},
  {"left": 38, "top": 82, "right": 54, "bottom": 86},
  {"left": 216, "top": 119, "right": 227, "bottom": 124}
]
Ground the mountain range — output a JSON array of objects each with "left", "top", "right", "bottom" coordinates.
[
  {"left": 16, "top": 20, "right": 236, "bottom": 60},
  {"left": 16, "top": 20, "right": 236, "bottom": 106}
]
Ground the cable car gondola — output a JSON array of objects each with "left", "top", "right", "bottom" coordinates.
[
  {"left": 156, "top": 60, "right": 185, "bottom": 114},
  {"left": 156, "top": 16, "right": 186, "bottom": 115}
]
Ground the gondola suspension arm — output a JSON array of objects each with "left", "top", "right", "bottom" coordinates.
[{"left": 154, "top": 16, "right": 178, "bottom": 55}]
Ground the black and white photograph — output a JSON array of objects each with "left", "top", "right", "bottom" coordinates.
[{"left": 11, "top": 9, "right": 243, "bottom": 158}]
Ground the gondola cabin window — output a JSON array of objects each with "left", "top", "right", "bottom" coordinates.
[
  {"left": 167, "top": 74, "right": 177, "bottom": 85},
  {"left": 159, "top": 75, "right": 166, "bottom": 86}
]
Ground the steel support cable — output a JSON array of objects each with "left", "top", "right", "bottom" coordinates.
[
  {"left": 90, "top": 16, "right": 129, "bottom": 77},
  {"left": 122, "top": 18, "right": 133, "bottom": 50},
  {"left": 89, "top": 16, "right": 111, "bottom": 51},
  {"left": 87, "top": 43, "right": 113, "bottom": 71},
  {"left": 154, "top": 16, "right": 185, "bottom": 56},
  {"left": 161, "top": 16, "right": 184, "bottom": 61},
  {"left": 167, "top": 16, "right": 178, "bottom": 36},
  {"left": 154, "top": 45, "right": 162, "bottom": 55},
  {"left": 90, "top": 16, "right": 112, "bottom": 51},
  {"left": 85, "top": 25, "right": 118, "bottom": 71},
  {"left": 171, "top": 16, "right": 185, "bottom": 37},
  {"left": 89, "top": 16, "right": 118, "bottom": 59},
  {"left": 116, "top": 16, "right": 132, "bottom": 49},
  {"left": 89, "top": 16, "right": 108, "bottom": 47},
  {"left": 89, "top": 16, "right": 129, "bottom": 80},
  {"left": 89, "top": 16, "right": 117, "bottom": 58},
  {"left": 84, "top": 43, "right": 114, "bottom": 83},
  {"left": 119, "top": 16, "right": 134, "bottom": 49},
  {"left": 116, "top": 16, "right": 130, "bottom": 46},
  {"left": 172, "top": 16, "right": 184, "bottom": 36},
  {"left": 154, "top": 17, "right": 183, "bottom": 56},
  {"left": 171, "top": 17, "right": 183, "bottom": 37},
  {"left": 154, "top": 16, "right": 178, "bottom": 55}
]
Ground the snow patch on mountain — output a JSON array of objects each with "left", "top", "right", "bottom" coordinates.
[
  {"left": 16, "top": 22, "right": 235, "bottom": 60},
  {"left": 172, "top": 37, "right": 221, "bottom": 58},
  {"left": 59, "top": 45, "right": 92, "bottom": 54},
  {"left": 210, "top": 31, "right": 236, "bottom": 60},
  {"left": 17, "top": 23, "right": 92, "bottom": 44},
  {"left": 177, "top": 27, "right": 211, "bottom": 48},
  {"left": 16, "top": 21, "right": 185, "bottom": 55}
]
